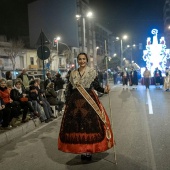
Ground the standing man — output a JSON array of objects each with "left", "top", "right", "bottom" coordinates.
[
  {"left": 17, "top": 68, "right": 30, "bottom": 89},
  {"left": 121, "top": 67, "right": 129, "bottom": 89},
  {"left": 143, "top": 67, "right": 151, "bottom": 89},
  {"left": 44, "top": 72, "right": 52, "bottom": 89},
  {"left": 113, "top": 69, "right": 118, "bottom": 85},
  {"left": 129, "top": 67, "right": 138, "bottom": 89}
]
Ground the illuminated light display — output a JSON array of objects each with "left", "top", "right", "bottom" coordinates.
[{"left": 142, "top": 29, "right": 170, "bottom": 76}]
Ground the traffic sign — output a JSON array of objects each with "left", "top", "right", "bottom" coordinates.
[{"left": 37, "top": 45, "right": 50, "bottom": 60}]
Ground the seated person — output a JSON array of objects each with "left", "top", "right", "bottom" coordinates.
[
  {"left": 29, "top": 80, "right": 49, "bottom": 123},
  {"left": 10, "top": 80, "right": 36, "bottom": 123},
  {"left": 45, "top": 82, "right": 64, "bottom": 113},
  {"left": 0, "top": 79, "right": 19, "bottom": 128},
  {"left": 34, "top": 78, "right": 54, "bottom": 120},
  {"left": 0, "top": 97, "right": 5, "bottom": 126}
]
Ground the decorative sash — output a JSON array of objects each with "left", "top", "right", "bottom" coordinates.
[{"left": 75, "top": 83, "right": 112, "bottom": 148}]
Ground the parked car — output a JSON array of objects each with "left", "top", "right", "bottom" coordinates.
[{"left": 28, "top": 74, "right": 45, "bottom": 81}]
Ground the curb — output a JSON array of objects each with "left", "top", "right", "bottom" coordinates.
[{"left": 0, "top": 118, "right": 41, "bottom": 148}]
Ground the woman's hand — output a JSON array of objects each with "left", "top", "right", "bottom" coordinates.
[
  {"left": 0, "top": 105, "right": 5, "bottom": 110},
  {"left": 23, "top": 94, "right": 27, "bottom": 97},
  {"left": 104, "top": 85, "right": 110, "bottom": 94},
  {"left": 9, "top": 99, "right": 13, "bottom": 103}
]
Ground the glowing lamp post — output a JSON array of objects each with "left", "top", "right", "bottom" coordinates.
[{"left": 76, "top": 12, "right": 93, "bottom": 52}]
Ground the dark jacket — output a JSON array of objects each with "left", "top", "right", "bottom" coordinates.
[
  {"left": 10, "top": 88, "right": 26, "bottom": 102},
  {"left": 29, "top": 85, "right": 42, "bottom": 102},
  {"left": 45, "top": 87, "right": 58, "bottom": 105},
  {"left": 17, "top": 73, "right": 29, "bottom": 81},
  {"left": 54, "top": 77, "right": 65, "bottom": 91},
  {"left": 0, "top": 97, "right": 5, "bottom": 106}
]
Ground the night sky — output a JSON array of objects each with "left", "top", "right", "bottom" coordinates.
[
  {"left": 0, "top": 0, "right": 165, "bottom": 44},
  {"left": 90, "top": 0, "right": 165, "bottom": 42}
]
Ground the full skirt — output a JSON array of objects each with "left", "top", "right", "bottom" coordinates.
[{"left": 58, "top": 89, "right": 115, "bottom": 154}]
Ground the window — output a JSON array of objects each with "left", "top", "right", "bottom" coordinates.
[
  {"left": 30, "top": 57, "right": 34, "bottom": 65},
  {"left": 59, "top": 58, "right": 62, "bottom": 65}
]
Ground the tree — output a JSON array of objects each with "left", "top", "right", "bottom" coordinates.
[{"left": 4, "top": 39, "right": 24, "bottom": 77}]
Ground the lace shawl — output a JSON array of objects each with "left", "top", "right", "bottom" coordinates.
[{"left": 70, "top": 66, "right": 97, "bottom": 89}]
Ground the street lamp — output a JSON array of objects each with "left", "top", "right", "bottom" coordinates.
[
  {"left": 58, "top": 41, "right": 72, "bottom": 68},
  {"left": 126, "top": 43, "right": 136, "bottom": 64},
  {"left": 95, "top": 46, "right": 99, "bottom": 69},
  {"left": 56, "top": 36, "right": 61, "bottom": 57},
  {"left": 76, "top": 11, "right": 93, "bottom": 52},
  {"left": 118, "top": 35, "right": 128, "bottom": 68},
  {"left": 113, "top": 53, "right": 117, "bottom": 57}
]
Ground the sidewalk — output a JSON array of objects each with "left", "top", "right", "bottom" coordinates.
[{"left": 0, "top": 118, "right": 42, "bottom": 148}]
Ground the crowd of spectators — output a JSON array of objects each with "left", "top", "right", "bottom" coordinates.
[{"left": 0, "top": 69, "right": 65, "bottom": 131}]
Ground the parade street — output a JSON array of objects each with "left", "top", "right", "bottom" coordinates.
[{"left": 0, "top": 84, "right": 170, "bottom": 170}]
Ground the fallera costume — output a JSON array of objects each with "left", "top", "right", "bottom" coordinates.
[
  {"left": 129, "top": 69, "right": 138, "bottom": 89},
  {"left": 154, "top": 68, "right": 162, "bottom": 86},
  {"left": 58, "top": 66, "right": 114, "bottom": 154}
]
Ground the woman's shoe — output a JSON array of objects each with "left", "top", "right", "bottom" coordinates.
[
  {"left": 81, "top": 154, "right": 87, "bottom": 160},
  {"left": 45, "top": 119, "right": 49, "bottom": 123},
  {"left": 81, "top": 154, "right": 92, "bottom": 161}
]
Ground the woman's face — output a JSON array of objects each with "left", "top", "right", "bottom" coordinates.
[
  {"left": 16, "top": 83, "right": 21, "bottom": 89},
  {"left": 34, "top": 82, "right": 38, "bottom": 86},
  {"left": 0, "top": 81, "right": 6, "bottom": 88},
  {"left": 78, "top": 54, "right": 87, "bottom": 67}
]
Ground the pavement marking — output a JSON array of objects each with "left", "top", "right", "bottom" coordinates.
[{"left": 147, "top": 89, "right": 153, "bottom": 114}]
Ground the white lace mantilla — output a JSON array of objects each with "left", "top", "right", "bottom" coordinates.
[{"left": 70, "top": 66, "right": 97, "bottom": 89}]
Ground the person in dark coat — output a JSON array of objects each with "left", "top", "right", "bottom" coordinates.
[
  {"left": 44, "top": 72, "right": 52, "bottom": 89},
  {"left": 154, "top": 67, "right": 162, "bottom": 86},
  {"left": 129, "top": 67, "right": 138, "bottom": 89},
  {"left": 120, "top": 68, "right": 129, "bottom": 89},
  {"left": 10, "top": 80, "right": 36, "bottom": 123},
  {"left": 45, "top": 82, "right": 64, "bottom": 113},
  {"left": 53, "top": 73, "right": 65, "bottom": 91},
  {"left": 0, "top": 97, "right": 5, "bottom": 126},
  {"left": 113, "top": 70, "right": 118, "bottom": 85},
  {"left": 0, "top": 79, "right": 19, "bottom": 128},
  {"left": 5, "top": 71, "right": 12, "bottom": 80}
]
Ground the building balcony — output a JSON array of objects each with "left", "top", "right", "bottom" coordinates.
[
  {"left": 58, "top": 64, "right": 66, "bottom": 68},
  {"left": 29, "top": 65, "right": 38, "bottom": 69}
]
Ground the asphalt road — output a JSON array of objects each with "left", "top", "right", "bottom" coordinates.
[{"left": 0, "top": 84, "right": 170, "bottom": 170}]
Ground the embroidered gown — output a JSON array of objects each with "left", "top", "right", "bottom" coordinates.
[{"left": 58, "top": 66, "right": 114, "bottom": 154}]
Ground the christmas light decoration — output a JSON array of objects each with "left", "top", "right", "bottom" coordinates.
[{"left": 143, "top": 29, "right": 170, "bottom": 76}]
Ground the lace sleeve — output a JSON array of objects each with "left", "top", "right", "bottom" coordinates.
[{"left": 91, "top": 77, "right": 104, "bottom": 93}]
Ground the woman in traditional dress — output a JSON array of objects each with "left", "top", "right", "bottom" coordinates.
[
  {"left": 164, "top": 68, "right": 170, "bottom": 91},
  {"left": 58, "top": 53, "right": 115, "bottom": 160}
]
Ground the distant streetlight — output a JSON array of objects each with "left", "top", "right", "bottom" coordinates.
[
  {"left": 59, "top": 41, "right": 72, "bottom": 67},
  {"left": 120, "top": 35, "right": 128, "bottom": 68},
  {"left": 55, "top": 36, "right": 61, "bottom": 57},
  {"left": 76, "top": 11, "right": 93, "bottom": 52},
  {"left": 113, "top": 53, "right": 117, "bottom": 57},
  {"left": 95, "top": 46, "right": 99, "bottom": 69}
]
